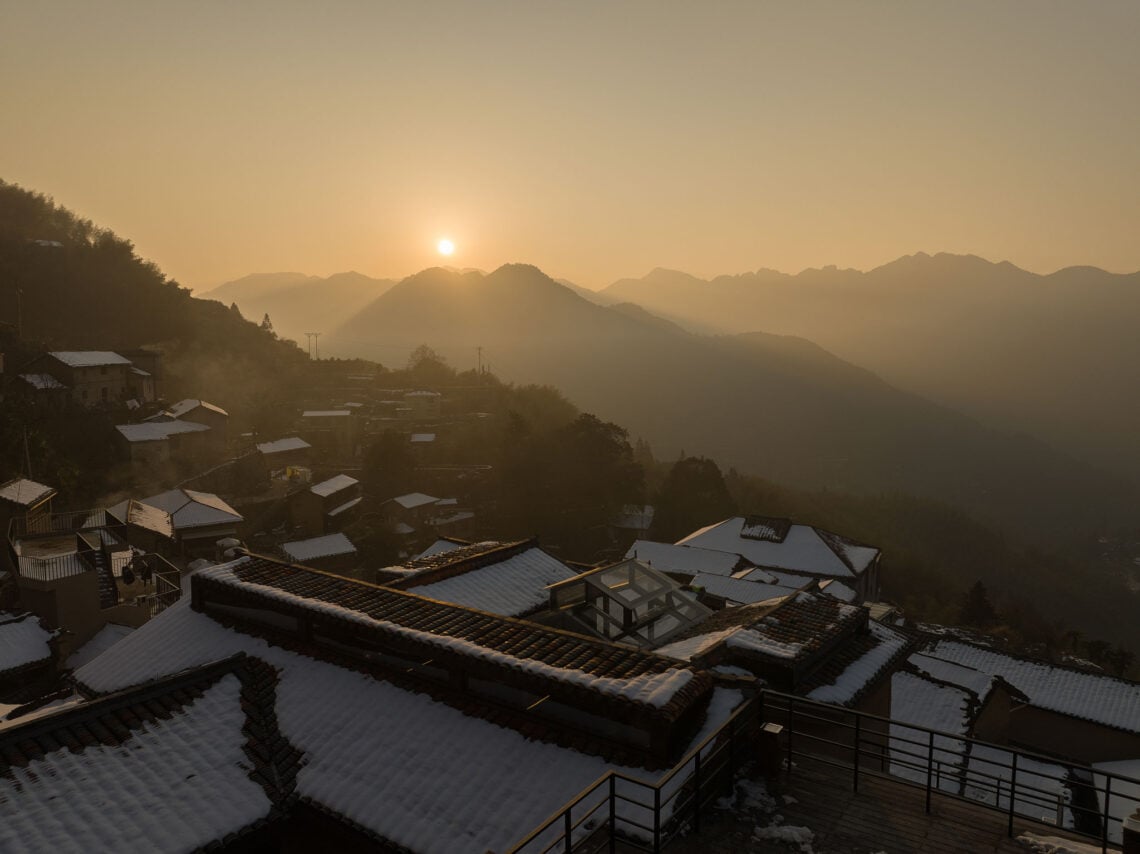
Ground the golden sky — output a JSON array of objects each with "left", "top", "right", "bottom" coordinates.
[{"left": 3, "top": 1, "right": 1138, "bottom": 289}]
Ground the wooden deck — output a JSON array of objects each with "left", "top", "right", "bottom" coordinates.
[
  {"left": 665, "top": 757, "right": 1117, "bottom": 853},
  {"left": 776, "top": 759, "right": 1113, "bottom": 853}
]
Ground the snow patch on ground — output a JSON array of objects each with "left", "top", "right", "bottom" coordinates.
[{"left": 1016, "top": 832, "right": 1105, "bottom": 854}]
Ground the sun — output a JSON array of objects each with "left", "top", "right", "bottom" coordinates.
[{"left": 437, "top": 238, "right": 455, "bottom": 256}]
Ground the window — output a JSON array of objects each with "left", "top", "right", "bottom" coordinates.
[{"left": 101, "top": 387, "right": 108, "bottom": 401}]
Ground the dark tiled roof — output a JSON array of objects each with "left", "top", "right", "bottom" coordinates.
[
  {"left": 0, "top": 654, "right": 301, "bottom": 820},
  {"left": 798, "top": 623, "right": 913, "bottom": 705},
  {"left": 391, "top": 539, "right": 529, "bottom": 581},
  {"left": 198, "top": 556, "right": 712, "bottom": 720}
]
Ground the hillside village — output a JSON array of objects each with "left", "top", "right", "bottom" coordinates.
[{"left": 0, "top": 344, "right": 1138, "bottom": 853}]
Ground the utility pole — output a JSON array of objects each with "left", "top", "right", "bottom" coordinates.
[
  {"left": 304, "top": 332, "right": 321, "bottom": 360},
  {"left": 15, "top": 285, "right": 23, "bottom": 340},
  {"left": 476, "top": 346, "right": 483, "bottom": 375},
  {"left": 313, "top": 332, "right": 321, "bottom": 360}
]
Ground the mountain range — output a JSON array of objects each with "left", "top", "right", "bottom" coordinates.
[
  {"left": 328, "top": 263, "right": 1139, "bottom": 549},
  {"left": 604, "top": 254, "right": 1140, "bottom": 478},
  {"left": 201, "top": 271, "right": 396, "bottom": 346}
]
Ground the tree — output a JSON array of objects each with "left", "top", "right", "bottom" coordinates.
[
  {"left": 260, "top": 313, "right": 274, "bottom": 334},
  {"left": 650, "top": 456, "right": 736, "bottom": 543},
  {"left": 406, "top": 344, "right": 453, "bottom": 385},
  {"left": 958, "top": 580, "right": 998, "bottom": 628}
]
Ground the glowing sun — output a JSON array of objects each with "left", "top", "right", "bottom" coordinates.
[{"left": 437, "top": 238, "right": 455, "bottom": 256}]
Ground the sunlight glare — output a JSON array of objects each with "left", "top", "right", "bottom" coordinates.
[{"left": 437, "top": 238, "right": 455, "bottom": 256}]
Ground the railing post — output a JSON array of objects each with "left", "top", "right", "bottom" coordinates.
[
  {"left": 786, "top": 699, "right": 795, "bottom": 776},
  {"left": 564, "top": 809, "right": 572, "bottom": 853},
  {"left": 692, "top": 750, "right": 702, "bottom": 833},
  {"left": 925, "top": 731, "right": 935, "bottom": 814},
  {"left": 728, "top": 714, "right": 736, "bottom": 781},
  {"left": 853, "top": 714, "right": 861, "bottom": 794},
  {"left": 653, "top": 785, "right": 661, "bottom": 854},
  {"left": 608, "top": 776, "right": 616, "bottom": 854},
  {"left": 1008, "top": 752, "right": 1018, "bottom": 837},
  {"left": 1103, "top": 775, "right": 1113, "bottom": 854}
]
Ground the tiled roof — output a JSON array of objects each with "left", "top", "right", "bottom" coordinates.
[
  {"left": 0, "top": 655, "right": 297, "bottom": 852},
  {"left": 662, "top": 588, "right": 866, "bottom": 675},
  {"left": 413, "top": 538, "right": 469, "bottom": 560},
  {"left": 195, "top": 555, "right": 709, "bottom": 716},
  {"left": 0, "top": 478, "right": 55, "bottom": 507},
  {"left": 391, "top": 491, "right": 440, "bottom": 510},
  {"left": 72, "top": 599, "right": 743, "bottom": 853},
  {"left": 919, "top": 638, "right": 1140, "bottom": 736},
  {"left": 801, "top": 621, "right": 911, "bottom": 705},
  {"left": 48, "top": 351, "right": 130, "bottom": 367},
  {"left": 391, "top": 539, "right": 513, "bottom": 577},
  {"left": 676, "top": 517, "right": 880, "bottom": 578},
  {"left": 407, "top": 545, "right": 577, "bottom": 617}
]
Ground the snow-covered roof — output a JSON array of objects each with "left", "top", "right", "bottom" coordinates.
[
  {"left": 0, "top": 478, "right": 55, "bottom": 507},
  {"left": 676, "top": 516, "right": 879, "bottom": 578},
  {"left": 0, "top": 614, "right": 55, "bottom": 675},
  {"left": 626, "top": 540, "right": 746, "bottom": 577},
  {"left": 302, "top": 410, "right": 351, "bottom": 417},
  {"left": 410, "top": 432, "right": 436, "bottom": 443},
  {"left": 142, "top": 489, "right": 243, "bottom": 530},
  {"left": 65, "top": 623, "right": 135, "bottom": 670},
  {"left": 404, "top": 390, "right": 441, "bottom": 397},
  {"left": 129, "top": 366, "right": 150, "bottom": 376},
  {"left": 0, "top": 667, "right": 275, "bottom": 851},
  {"left": 692, "top": 572, "right": 801, "bottom": 605},
  {"left": 256, "top": 436, "right": 311, "bottom": 455},
  {"left": 19, "top": 373, "right": 66, "bottom": 390},
  {"left": 327, "top": 496, "right": 362, "bottom": 517},
  {"left": 48, "top": 351, "right": 130, "bottom": 368},
  {"left": 391, "top": 492, "right": 439, "bottom": 510},
  {"left": 310, "top": 474, "right": 358, "bottom": 497},
  {"left": 888, "top": 669, "right": 973, "bottom": 791},
  {"left": 281, "top": 533, "right": 357, "bottom": 563},
  {"left": 167, "top": 398, "right": 228, "bottom": 418},
  {"left": 187, "top": 557, "right": 705, "bottom": 712},
  {"left": 408, "top": 546, "right": 577, "bottom": 617},
  {"left": 105, "top": 499, "right": 175, "bottom": 539},
  {"left": 908, "top": 652, "right": 995, "bottom": 703},
  {"left": 116, "top": 420, "right": 211, "bottom": 443},
  {"left": 72, "top": 599, "right": 741, "bottom": 853},
  {"left": 921, "top": 639, "right": 1140, "bottom": 735},
  {"left": 803, "top": 621, "right": 910, "bottom": 705}
]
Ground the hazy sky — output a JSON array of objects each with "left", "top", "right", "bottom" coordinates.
[{"left": 3, "top": 1, "right": 1139, "bottom": 289}]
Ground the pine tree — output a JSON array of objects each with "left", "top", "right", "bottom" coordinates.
[{"left": 958, "top": 580, "right": 998, "bottom": 627}]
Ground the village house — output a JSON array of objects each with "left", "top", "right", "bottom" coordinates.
[
  {"left": 0, "top": 478, "right": 56, "bottom": 561},
  {"left": 147, "top": 399, "right": 229, "bottom": 450},
  {"left": 18, "top": 351, "right": 133, "bottom": 407},
  {"left": 403, "top": 389, "right": 442, "bottom": 420},
  {"left": 140, "top": 488, "right": 244, "bottom": 557},
  {"left": 115, "top": 419, "right": 213, "bottom": 466},
  {"left": 255, "top": 435, "right": 312, "bottom": 470},
  {"left": 629, "top": 514, "right": 882, "bottom": 602},
  {"left": 289, "top": 474, "right": 361, "bottom": 537},
  {"left": 5, "top": 502, "right": 182, "bottom": 654}
]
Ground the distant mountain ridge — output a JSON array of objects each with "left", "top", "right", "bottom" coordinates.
[
  {"left": 332, "top": 263, "right": 1138, "bottom": 549},
  {"left": 604, "top": 253, "right": 1140, "bottom": 477},
  {"left": 202, "top": 270, "right": 396, "bottom": 345}
]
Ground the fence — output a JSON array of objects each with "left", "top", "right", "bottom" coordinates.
[{"left": 508, "top": 689, "right": 1140, "bottom": 853}]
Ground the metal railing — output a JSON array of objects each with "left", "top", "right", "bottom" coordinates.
[
  {"left": 8, "top": 509, "right": 110, "bottom": 540},
  {"left": 761, "top": 690, "right": 1139, "bottom": 853},
  {"left": 508, "top": 696, "right": 760, "bottom": 854},
  {"left": 508, "top": 689, "right": 1140, "bottom": 853}
]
